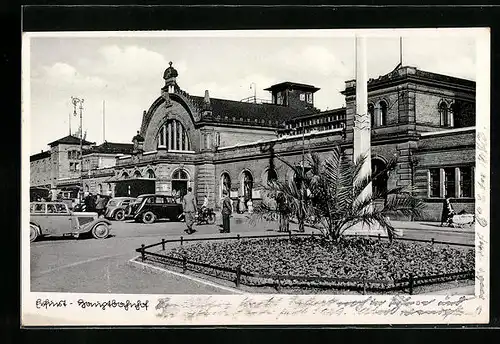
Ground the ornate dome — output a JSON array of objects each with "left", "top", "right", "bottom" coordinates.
[{"left": 163, "top": 61, "right": 178, "bottom": 80}]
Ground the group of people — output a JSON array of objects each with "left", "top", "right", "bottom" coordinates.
[
  {"left": 181, "top": 187, "right": 233, "bottom": 235},
  {"left": 81, "top": 193, "right": 109, "bottom": 217}
]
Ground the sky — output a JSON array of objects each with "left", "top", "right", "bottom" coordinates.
[{"left": 26, "top": 30, "right": 478, "bottom": 155}]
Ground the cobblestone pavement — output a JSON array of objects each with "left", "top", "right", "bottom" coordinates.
[{"left": 29, "top": 214, "right": 475, "bottom": 294}]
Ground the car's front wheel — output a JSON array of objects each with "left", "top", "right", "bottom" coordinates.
[
  {"left": 142, "top": 211, "right": 156, "bottom": 224},
  {"left": 114, "top": 209, "right": 125, "bottom": 221},
  {"left": 30, "top": 224, "right": 39, "bottom": 243},
  {"left": 92, "top": 223, "right": 110, "bottom": 239}
]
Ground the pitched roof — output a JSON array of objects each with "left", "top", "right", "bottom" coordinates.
[
  {"left": 48, "top": 135, "right": 94, "bottom": 147},
  {"left": 30, "top": 150, "right": 51, "bottom": 162},
  {"left": 83, "top": 141, "right": 134, "bottom": 156},
  {"left": 190, "top": 96, "right": 318, "bottom": 127},
  {"left": 264, "top": 81, "right": 320, "bottom": 93}
]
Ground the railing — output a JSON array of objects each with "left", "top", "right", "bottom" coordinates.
[{"left": 136, "top": 233, "right": 474, "bottom": 294}]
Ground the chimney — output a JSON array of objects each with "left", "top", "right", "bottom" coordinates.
[{"left": 204, "top": 90, "right": 210, "bottom": 105}]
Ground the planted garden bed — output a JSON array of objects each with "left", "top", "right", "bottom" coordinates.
[{"left": 149, "top": 236, "right": 474, "bottom": 292}]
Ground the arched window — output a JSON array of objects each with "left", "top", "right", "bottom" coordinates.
[
  {"left": 372, "top": 159, "right": 388, "bottom": 198},
  {"left": 450, "top": 102, "right": 459, "bottom": 128},
  {"left": 157, "top": 119, "right": 191, "bottom": 151},
  {"left": 134, "top": 170, "right": 142, "bottom": 178},
  {"left": 379, "top": 101, "right": 387, "bottom": 126},
  {"left": 266, "top": 168, "right": 278, "bottom": 183},
  {"left": 220, "top": 173, "right": 231, "bottom": 198},
  {"left": 98, "top": 184, "right": 103, "bottom": 195},
  {"left": 368, "top": 103, "right": 375, "bottom": 127},
  {"left": 122, "top": 172, "right": 129, "bottom": 179},
  {"left": 147, "top": 169, "right": 156, "bottom": 179},
  {"left": 439, "top": 102, "right": 449, "bottom": 127},
  {"left": 241, "top": 171, "right": 254, "bottom": 202},
  {"left": 172, "top": 169, "right": 188, "bottom": 180}
]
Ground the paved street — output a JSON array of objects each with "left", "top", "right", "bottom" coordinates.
[{"left": 30, "top": 215, "right": 475, "bottom": 295}]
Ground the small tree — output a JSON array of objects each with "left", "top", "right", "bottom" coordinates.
[{"left": 255, "top": 146, "right": 424, "bottom": 243}]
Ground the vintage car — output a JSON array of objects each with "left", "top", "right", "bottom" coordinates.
[
  {"left": 29, "top": 202, "right": 112, "bottom": 242},
  {"left": 129, "top": 194, "right": 183, "bottom": 224},
  {"left": 104, "top": 197, "right": 136, "bottom": 221}
]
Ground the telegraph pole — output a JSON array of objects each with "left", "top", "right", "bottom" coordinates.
[
  {"left": 71, "top": 96, "right": 84, "bottom": 199},
  {"left": 250, "top": 82, "right": 256, "bottom": 103}
]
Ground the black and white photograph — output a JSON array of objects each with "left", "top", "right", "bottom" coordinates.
[{"left": 21, "top": 28, "right": 490, "bottom": 326}]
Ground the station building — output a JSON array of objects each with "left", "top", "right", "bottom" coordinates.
[
  {"left": 30, "top": 62, "right": 476, "bottom": 221},
  {"left": 108, "top": 62, "right": 475, "bottom": 221}
]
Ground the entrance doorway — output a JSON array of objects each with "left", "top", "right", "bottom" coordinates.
[{"left": 171, "top": 169, "right": 189, "bottom": 199}]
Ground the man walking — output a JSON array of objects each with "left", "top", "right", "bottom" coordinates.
[
  {"left": 221, "top": 190, "right": 233, "bottom": 233},
  {"left": 182, "top": 187, "right": 197, "bottom": 234},
  {"left": 95, "top": 194, "right": 107, "bottom": 217}
]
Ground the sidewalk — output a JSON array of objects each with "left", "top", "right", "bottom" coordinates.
[{"left": 224, "top": 212, "right": 475, "bottom": 234}]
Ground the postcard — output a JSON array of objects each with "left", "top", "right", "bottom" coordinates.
[{"left": 22, "top": 28, "right": 489, "bottom": 326}]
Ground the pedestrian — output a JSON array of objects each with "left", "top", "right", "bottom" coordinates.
[
  {"left": 182, "top": 187, "right": 197, "bottom": 234},
  {"left": 440, "top": 195, "right": 454, "bottom": 227},
  {"left": 221, "top": 190, "right": 233, "bottom": 233},
  {"left": 95, "top": 194, "right": 107, "bottom": 217}
]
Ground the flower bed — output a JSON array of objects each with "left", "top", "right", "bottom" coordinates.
[{"left": 165, "top": 237, "right": 474, "bottom": 285}]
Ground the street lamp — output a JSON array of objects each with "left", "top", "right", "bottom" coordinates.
[{"left": 71, "top": 96, "right": 84, "bottom": 199}]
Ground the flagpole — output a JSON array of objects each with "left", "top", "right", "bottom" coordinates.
[
  {"left": 400, "top": 36, "right": 403, "bottom": 66},
  {"left": 102, "top": 100, "right": 106, "bottom": 143}
]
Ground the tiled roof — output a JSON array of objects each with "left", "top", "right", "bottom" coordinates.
[
  {"left": 83, "top": 141, "right": 134, "bottom": 156},
  {"left": 190, "top": 96, "right": 318, "bottom": 127},
  {"left": 48, "top": 135, "right": 94, "bottom": 147},
  {"left": 30, "top": 150, "right": 51, "bottom": 162}
]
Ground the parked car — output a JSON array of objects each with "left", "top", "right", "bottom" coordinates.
[
  {"left": 104, "top": 197, "right": 136, "bottom": 221},
  {"left": 129, "top": 194, "right": 184, "bottom": 224},
  {"left": 29, "top": 202, "right": 112, "bottom": 242}
]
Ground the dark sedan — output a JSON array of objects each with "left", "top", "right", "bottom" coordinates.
[{"left": 129, "top": 194, "right": 183, "bottom": 224}]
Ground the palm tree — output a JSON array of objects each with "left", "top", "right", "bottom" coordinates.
[{"left": 255, "top": 146, "right": 424, "bottom": 243}]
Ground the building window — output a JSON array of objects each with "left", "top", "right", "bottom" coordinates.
[
  {"left": 444, "top": 167, "right": 455, "bottom": 198},
  {"left": 378, "top": 101, "right": 387, "bottom": 126},
  {"left": 98, "top": 184, "right": 103, "bottom": 194},
  {"left": 439, "top": 102, "right": 449, "bottom": 127},
  {"left": 368, "top": 104, "right": 375, "bottom": 127},
  {"left": 277, "top": 92, "right": 283, "bottom": 105},
  {"left": 429, "top": 168, "right": 440, "bottom": 198},
  {"left": 267, "top": 168, "right": 278, "bottom": 183},
  {"left": 459, "top": 167, "right": 473, "bottom": 198},
  {"left": 203, "top": 133, "right": 211, "bottom": 149},
  {"left": 157, "top": 119, "right": 191, "bottom": 151},
  {"left": 300, "top": 93, "right": 305, "bottom": 101},
  {"left": 306, "top": 92, "right": 313, "bottom": 104},
  {"left": 221, "top": 172, "right": 231, "bottom": 198},
  {"left": 147, "top": 169, "right": 156, "bottom": 179}
]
